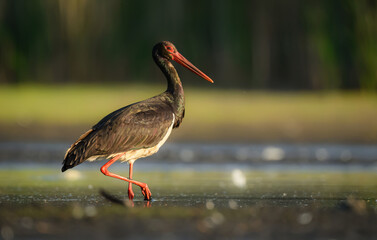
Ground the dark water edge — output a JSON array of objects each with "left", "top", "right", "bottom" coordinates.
[{"left": 0, "top": 142, "right": 377, "bottom": 240}]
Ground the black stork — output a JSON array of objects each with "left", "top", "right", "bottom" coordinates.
[{"left": 62, "top": 41, "right": 213, "bottom": 201}]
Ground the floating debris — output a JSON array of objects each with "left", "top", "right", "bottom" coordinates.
[
  {"left": 262, "top": 147, "right": 285, "bottom": 161},
  {"left": 63, "top": 170, "right": 82, "bottom": 181},
  {"left": 205, "top": 200, "right": 215, "bottom": 210},
  {"left": 1, "top": 225, "right": 14, "bottom": 240},
  {"left": 297, "top": 212, "right": 313, "bottom": 225},
  {"left": 315, "top": 148, "right": 329, "bottom": 161},
  {"left": 84, "top": 205, "right": 97, "bottom": 217},
  {"left": 228, "top": 200, "right": 238, "bottom": 209},
  {"left": 231, "top": 169, "right": 246, "bottom": 188}
]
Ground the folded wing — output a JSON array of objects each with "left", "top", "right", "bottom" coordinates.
[{"left": 62, "top": 100, "right": 174, "bottom": 172}]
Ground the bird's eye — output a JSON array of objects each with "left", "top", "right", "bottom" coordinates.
[{"left": 166, "top": 46, "right": 174, "bottom": 53}]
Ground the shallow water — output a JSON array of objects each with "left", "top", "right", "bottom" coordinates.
[
  {"left": 1, "top": 141, "right": 377, "bottom": 164},
  {"left": 0, "top": 142, "right": 377, "bottom": 239}
]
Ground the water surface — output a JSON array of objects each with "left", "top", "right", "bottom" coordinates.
[{"left": 0, "top": 142, "right": 376, "bottom": 240}]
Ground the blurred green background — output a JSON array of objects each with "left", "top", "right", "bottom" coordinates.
[{"left": 0, "top": 0, "right": 376, "bottom": 142}]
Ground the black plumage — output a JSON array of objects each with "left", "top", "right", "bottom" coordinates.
[
  {"left": 61, "top": 41, "right": 213, "bottom": 200},
  {"left": 62, "top": 94, "right": 176, "bottom": 171}
]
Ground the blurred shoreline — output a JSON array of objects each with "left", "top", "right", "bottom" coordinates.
[
  {"left": 1, "top": 121, "right": 376, "bottom": 144},
  {"left": 1, "top": 85, "right": 377, "bottom": 144},
  {"left": 0, "top": 84, "right": 377, "bottom": 144}
]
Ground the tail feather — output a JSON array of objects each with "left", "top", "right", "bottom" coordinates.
[
  {"left": 62, "top": 151, "right": 79, "bottom": 172},
  {"left": 62, "top": 142, "right": 86, "bottom": 172},
  {"left": 62, "top": 129, "right": 94, "bottom": 172}
]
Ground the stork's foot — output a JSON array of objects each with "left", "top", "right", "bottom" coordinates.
[
  {"left": 140, "top": 184, "right": 152, "bottom": 201},
  {"left": 128, "top": 183, "right": 135, "bottom": 200}
]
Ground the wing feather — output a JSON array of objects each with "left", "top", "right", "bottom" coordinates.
[{"left": 62, "top": 98, "right": 174, "bottom": 171}]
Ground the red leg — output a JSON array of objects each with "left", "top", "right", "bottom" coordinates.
[
  {"left": 100, "top": 154, "right": 152, "bottom": 200},
  {"left": 128, "top": 161, "right": 135, "bottom": 200}
]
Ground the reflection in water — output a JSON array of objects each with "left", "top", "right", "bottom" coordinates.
[
  {"left": 0, "top": 142, "right": 376, "bottom": 239},
  {"left": 0, "top": 162, "right": 376, "bottom": 239},
  {"left": 99, "top": 189, "right": 151, "bottom": 208}
]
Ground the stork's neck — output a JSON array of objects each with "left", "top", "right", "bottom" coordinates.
[{"left": 153, "top": 53, "right": 185, "bottom": 120}]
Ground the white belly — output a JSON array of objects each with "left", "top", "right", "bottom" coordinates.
[{"left": 86, "top": 113, "right": 175, "bottom": 164}]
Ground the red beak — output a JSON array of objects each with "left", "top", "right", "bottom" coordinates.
[{"left": 171, "top": 52, "right": 214, "bottom": 83}]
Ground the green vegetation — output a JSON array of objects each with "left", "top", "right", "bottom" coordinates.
[
  {"left": 0, "top": 1, "right": 376, "bottom": 90},
  {"left": 0, "top": 84, "right": 377, "bottom": 142}
]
